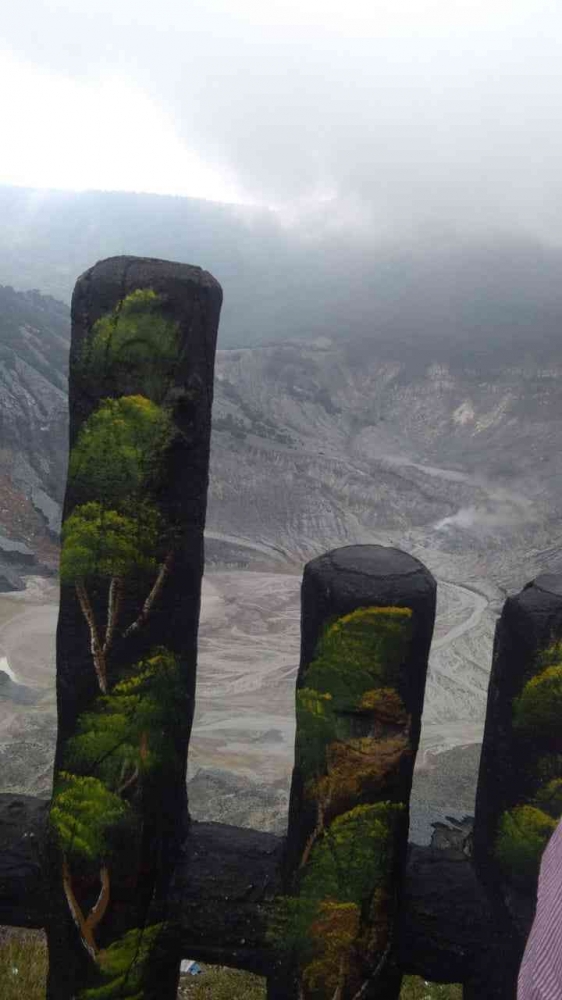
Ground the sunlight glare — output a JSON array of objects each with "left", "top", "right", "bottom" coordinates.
[{"left": 0, "top": 50, "right": 248, "bottom": 204}]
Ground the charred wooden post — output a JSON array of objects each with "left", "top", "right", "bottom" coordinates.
[
  {"left": 269, "top": 546, "right": 437, "bottom": 1000},
  {"left": 46, "top": 257, "right": 222, "bottom": 999},
  {"left": 472, "top": 573, "right": 562, "bottom": 1000}
]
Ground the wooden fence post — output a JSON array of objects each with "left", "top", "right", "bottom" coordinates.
[{"left": 46, "top": 256, "right": 222, "bottom": 999}]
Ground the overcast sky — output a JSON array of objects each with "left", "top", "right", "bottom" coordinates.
[{"left": 2, "top": 0, "right": 562, "bottom": 241}]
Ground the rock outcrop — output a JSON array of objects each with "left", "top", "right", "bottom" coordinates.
[{"left": 0, "top": 284, "right": 68, "bottom": 559}]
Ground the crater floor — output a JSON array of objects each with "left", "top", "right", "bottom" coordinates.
[{"left": 0, "top": 565, "right": 493, "bottom": 843}]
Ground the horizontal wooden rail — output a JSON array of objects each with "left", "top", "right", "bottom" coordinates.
[{"left": 0, "top": 793, "right": 526, "bottom": 991}]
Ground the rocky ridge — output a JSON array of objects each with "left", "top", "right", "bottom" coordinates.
[
  {"left": 0, "top": 285, "right": 67, "bottom": 586},
  {"left": 3, "top": 285, "right": 562, "bottom": 844},
  {"left": 2, "top": 282, "right": 562, "bottom": 594}
]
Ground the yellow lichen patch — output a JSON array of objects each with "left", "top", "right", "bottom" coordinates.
[
  {"left": 309, "top": 735, "right": 410, "bottom": 814},
  {"left": 326, "top": 605, "right": 412, "bottom": 637},
  {"left": 298, "top": 688, "right": 333, "bottom": 715},
  {"left": 358, "top": 687, "right": 409, "bottom": 725}
]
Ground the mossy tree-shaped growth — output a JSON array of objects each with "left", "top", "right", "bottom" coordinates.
[
  {"left": 270, "top": 545, "right": 436, "bottom": 1000},
  {"left": 274, "top": 606, "right": 412, "bottom": 999},
  {"left": 66, "top": 649, "right": 185, "bottom": 795},
  {"left": 47, "top": 258, "right": 222, "bottom": 1000},
  {"left": 60, "top": 394, "right": 173, "bottom": 693},
  {"left": 53, "top": 310, "right": 180, "bottom": 983},
  {"left": 493, "top": 641, "right": 562, "bottom": 887},
  {"left": 80, "top": 923, "right": 170, "bottom": 1000},
  {"left": 50, "top": 773, "right": 130, "bottom": 960}
]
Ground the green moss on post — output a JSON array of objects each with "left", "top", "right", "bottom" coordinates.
[
  {"left": 68, "top": 395, "right": 172, "bottom": 507},
  {"left": 513, "top": 662, "right": 562, "bottom": 739},
  {"left": 474, "top": 577, "right": 562, "bottom": 998},
  {"left": 490, "top": 641, "right": 562, "bottom": 885},
  {"left": 80, "top": 288, "right": 180, "bottom": 403},
  {"left": 495, "top": 806, "right": 556, "bottom": 887},
  {"left": 270, "top": 546, "right": 436, "bottom": 1000}
]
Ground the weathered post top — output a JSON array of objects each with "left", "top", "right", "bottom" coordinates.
[
  {"left": 299, "top": 544, "right": 437, "bottom": 670},
  {"left": 69, "top": 255, "right": 222, "bottom": 444}
]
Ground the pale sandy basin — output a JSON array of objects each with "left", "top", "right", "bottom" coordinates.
[{"left": 0, "top": 570, "right": 495, "bottom": 841}]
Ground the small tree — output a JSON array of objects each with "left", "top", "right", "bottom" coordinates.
[
  {"left": 66, "top": 649, "right": 183, "bottom": 794},
  {"left": 60, "top": 502, "right": 162, "bottom": 692},
  {"left": 69, "top": 395, "right": 172, "bottom": 508},
  {"left": 50, "top": 773, "right": 130, "bottom": 959}
]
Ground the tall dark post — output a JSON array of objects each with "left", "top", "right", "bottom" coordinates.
[
  {"left": 472, "top": 573, "right": 562, "bottom": 999},
  {"left": 46, "top": 257, "right": 222, "bottom": 999},
  {"left": 269, "top": 545, "right": 436, "bottom": 1000}
]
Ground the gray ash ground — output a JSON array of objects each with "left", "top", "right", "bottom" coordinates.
[{"left": 0, "top": 565, "right": 490, "bottom": 844}]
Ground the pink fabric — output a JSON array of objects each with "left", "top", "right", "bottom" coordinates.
[{"left": 518, "top": 818, "right": 562, "bottom": 999}]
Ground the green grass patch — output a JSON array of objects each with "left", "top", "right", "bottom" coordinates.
[
  {"left": 0, "top": 930, "right": 47, "bottom": 1000},
  {"left": 400, "top": 978, "right": 462, "bottom": 999},
  {"left": 178, "top": 967, "right": 462, "bottom": 999},
  {"left": 0, "top": 933, "right": 462, "bottom": 1000},
  {"left": 179, "top": 966, "right": 266, "bottom": 999}
]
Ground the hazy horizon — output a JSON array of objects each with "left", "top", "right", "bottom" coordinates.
[{"left": 3, "top": 1, "right": 562, "bottom": 245}]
